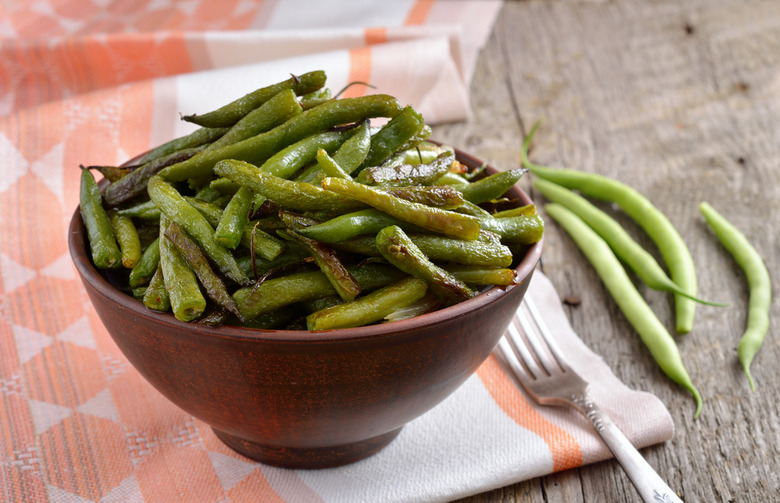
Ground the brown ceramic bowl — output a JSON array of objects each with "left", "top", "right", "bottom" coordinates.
[{"left": 68, "top": 148, "right": 542, "bottom": 469}]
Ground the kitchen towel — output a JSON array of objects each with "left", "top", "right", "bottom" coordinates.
[{"left": 0, "top": 1, "right": 674, "bottom": 502}]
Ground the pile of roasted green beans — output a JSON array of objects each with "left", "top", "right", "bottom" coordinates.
[
  {"left": 522, "top": 121, "right": 771, "bottom": 417},
  {"left": 79, "top": 70, "right": 544, "bottom": 332}
]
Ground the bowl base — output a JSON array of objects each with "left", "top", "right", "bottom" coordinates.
[{"left": 212, "top": 427, "right": 403, "bottom": 469}]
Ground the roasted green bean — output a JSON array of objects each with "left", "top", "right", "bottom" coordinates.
[{"left": 80, "top": 167, "right": 122, "bottom": 269}]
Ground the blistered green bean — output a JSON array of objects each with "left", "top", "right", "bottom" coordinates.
[
  {"left": 128, "top": 238, "right": 160, "bottom": 287},
  {"left": 214, "top": 186, "right": 253, "bottom": 249},
  {"left": 108, "top": 210, "right": 142, "bottom": 268},
  {"left": 158, "top": 215, "right": 206, "bottom": 322},
  {"left": 307, "top": 277, "right": 428, "bottom": 330},
  {"left": 80, "top": 167, "right": 122, "bottom": 269},
  {"left": 321, "top": 177, "right": 481, "bottom": 240},
  {"left": 142, "top": 263, "right": 170, "bottom": 312},
  {"left": 376, "top": 225, "right": 474, "bottom": 306},
  {"left": 183, "top": 70, "right": 327, "bottom": 128}
]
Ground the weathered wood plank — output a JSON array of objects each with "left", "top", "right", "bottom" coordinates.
[{"left": 441, "top": 1, "right": 780, "bottom": 501}]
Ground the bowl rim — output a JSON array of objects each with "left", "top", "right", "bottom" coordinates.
[{"left": 68, "top": 147, "right": 543, "bottom": 344}]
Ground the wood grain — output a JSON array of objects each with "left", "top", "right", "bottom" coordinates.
[{"left": 436, "top": 1, "right": 780, "bottom": 501}]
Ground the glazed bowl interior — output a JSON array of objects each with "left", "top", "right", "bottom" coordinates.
[{"left": 68, "top": 147, "right": 542, "bottom": 468}]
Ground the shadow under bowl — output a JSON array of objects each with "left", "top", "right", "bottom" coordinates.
[{"left": 68, "top": 148, "right": 542, "bottom": 469}]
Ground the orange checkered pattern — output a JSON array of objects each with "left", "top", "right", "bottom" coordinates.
[{"left": 0, "top": 2, "right": 674, "bottom": 502}]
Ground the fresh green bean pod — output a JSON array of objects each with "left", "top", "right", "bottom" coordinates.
[
  {"left": 233, "top": 264, "right": 406, "bottom": 321},
  {"left": 161, "top": 94, "right": 404, "bottom": 182},
  {"left": 128, "top": 237, "right": 160, "bottom": 287},
  {"left": 699, "top": 202, "right": 771, "bottom": 391},
  {"left": 103, "top": 146, "right": 207, "bottom": 207},
  {"left": 321, "top": 177, "right": 481, "bottom": 240},
  {"left": 278, "top": 230, "right": 360, "bottom": 301},
  {"left": 359, "top": 106, "right": 426, "bottom": 169},
  {"left": 479, "top": 214, "right": 545, "bottom": 244},
  {"left": 376, "top": 225, "right": 474, "bottom": 306},
  {"left": 535, "top": 178, "right": 725, "bottom": 306},
  {"left": 164, "top": 221, "right": 244, "bottom": 321},
  {"left": 206, "top": 89, "right": 302, "bottom": 151},
  {"left": 142, "top": 263, "right": 170, "bottom": 312},
  {"left": 214, "top": 186, "right": 253, "bottom": 249},
  {"left": 215, "top": 159, "right": 365, "bottom": 213},
  {"left": 458, "top": 168, "right": 527, "bottom": 204},
  {"left": 158, "top": 215, "right": 206, "bottom": 322},
  {"left": 107, "top": 210, "right": 142, "bottom": 268},
  {"left": 148, "top": 175, "right": 249, "bottom": 286},
  {"left": 259, "top": 130, "right": 354, "bottom": 179},
  {"left": 332, "top": 120, "right": 371, "bottom": 173},
  {"left": 182, "top": 70, "right": 327, "bottom": 128},
  {"left": 134, "top": 127, "right": 228, "bottom": 166},
  {"left": 79, "top": 167, "right": 122, "bottom": 269},
  {"left": 357, "top": 151, "right": 454, "bottom": 187},
  {"left": 307, "top": 277, "right": 428, "bottom": 330},
  {"left": 545, "top": 203, "right": 703, "bottom": 418},
  {"left": 522, "top": 122, "right": 697, "bottom": 334}
]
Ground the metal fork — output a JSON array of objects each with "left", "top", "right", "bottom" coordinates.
[{"left": 497, "top": 297, "right": 684, "bottom": 503}]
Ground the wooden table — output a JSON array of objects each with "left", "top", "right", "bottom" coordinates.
[{"left": 434, "top": 1, "right": 780, "bottom": 501}]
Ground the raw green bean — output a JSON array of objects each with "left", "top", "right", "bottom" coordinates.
[
  {"left": 103, "top": 146, "right": 207, "bottom": 207},
  {"left": 107, "top": 210, "right": 142, "bottom": 268},
  {"left": 142, "top": 263, "right": 170, "bottom": 312},
  {"left": 214, "top": 186, "right": 253, "bottom": 249},
  {"left": 699, "top": 202, "right": 771, "bottom": 391},
  {"left": 164, "top": 221, "right": 244, "bottom": 322},
  {"left": 458, "top": 169, "right": 527, "bottom": 204},
  {"left": 134, "top": 127, "right": 228, "bottom": 166},
  {"left": 206, "top": 89, "right": 302, "bottom": 151},
  {"left": 278, "top": 230, "right": 360, "bottom": 301},
  {"left": 128, "top": 238, "right": 160, "bottom": 287},
  {"left": 79, "top": 167, "right": 122, "bottom": 269},
  {"left": 214, "top": 159, "right": 365, "bottom": 213},
  {"left": 534, "top": 178, "right": 726, "bottom": 306},
  {"left": 182, "top": 70, "right": 327, "bottom": 128},
  {"left": 359, "top": 106, "right": 426, "bottom": 169},
  {"left": 522, "top": 122, "right": 698, "bottom": 334},
  {"left": 159, "top": 215, "right": 206, "bottom": 322},
  {"left": 148, "top": 175, "right": 249, "bottom": 285},
  {"left": 545, "top": 202, "right": 702, "bottom": 417},
  {"left": 233, "top": 264, "right": 405, "bottom": 320},
  {"left": 321, "top": 177, "right": 481, "bottom": 240},
  {"left": 357, "top": 151, "right": 454, "bottom": 187},
  {"left": 307, "top": 277, "right": 428, "bottom": 330},
  {"left": 161, "top": 94, "right": 403, "bottom": 182},
  {"left": 376, "top": 225, "right": 474, "bottom": 306}
]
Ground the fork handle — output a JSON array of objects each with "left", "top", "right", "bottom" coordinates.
[{"left": 574, "top": 396, "right": 684, "bottom": 503}]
